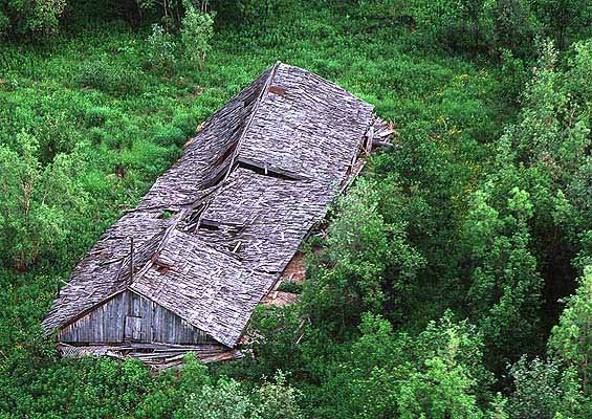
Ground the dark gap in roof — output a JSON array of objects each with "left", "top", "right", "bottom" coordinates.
[
  {"left": 197, "top": 220, "right": 245, "bottom": 239},
  {"left": 198, "top": 221, "right": 219, "bottom": 231},
  {"left": 237, "top": 158, "right": 302, "bottom": 181},
  {"left": 215, "top": 141, "right": 239, "bottom": 166},
  {"left": 201, "top": 164, "right": 230, "bottom": 189},
  {"left": 158, "top": 209, "right": 177, "bottom": 220},
  {"left": 183, "top": 205, "right": 206, "bottom": 233}
]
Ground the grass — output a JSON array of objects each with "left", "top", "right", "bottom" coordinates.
[{"left": 0, "top": 5, "right": 514, "bottom": 416}]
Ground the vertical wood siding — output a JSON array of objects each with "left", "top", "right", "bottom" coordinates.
[{"left": 59, "top": 291, "right": 214, "bottom": 345}]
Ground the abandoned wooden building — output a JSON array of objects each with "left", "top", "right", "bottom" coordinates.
[{"left": 42, "top": 62, "right": 392, "bottom": 367}]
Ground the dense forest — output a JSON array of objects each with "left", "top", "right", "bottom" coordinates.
[{"left": 1, "top": 0, "right": 592, "bottom": 417}]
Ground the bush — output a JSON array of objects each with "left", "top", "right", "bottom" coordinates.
[
  {"left": 181, "top": 1, "right": 215, "bottom": 69},
  {"left": 230, "top": 0, "right": 296, "bottom": 25},
  {"left": 408, "top": 0, "right": 540, "bottom": 57},
  {"left": 174, "top": 377, "right": 256, "bottom": 419},
  {"left": 508, "top": 357, "right": 586, "bottom": 418},
  {"left": 246, "top": 305, "right": 303, "bottom": 376},
  {"left": 83, "top": 106, "right": 117, "bottom": 128},
  {"left": 78, "top": 61, "right": 141, "bottom": 95},
  {"left": 302, "top": 176, "right": 424, "bottom": 335},
  {"left": 146, "top": 23, "right": 178, "bottom": 74},
  {"left": 153, "top": 124, "right": 187, "bottom": 147},
  {"left": 549, "top": 267, "right": 592, "bottom": 394},
  {"left": 255, "top": 372, "right": 303, "bottom": 419},
  {"left": 0, "top": 11, "right": 9, "bottom": 37},
  {"left": 0, "top": 132, "right": 89, "bottom": 270},
  {"left": 0, "top": 0, "right": 66, "bottom": 38}
]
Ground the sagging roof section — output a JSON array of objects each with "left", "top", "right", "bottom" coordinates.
[{"left": 42, "top": 62, "right": 376, "bottom": 348}]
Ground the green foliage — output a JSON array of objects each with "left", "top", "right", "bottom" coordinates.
[
  {"left": 134, "top": 354, "right": 212, "bottom": 418},
  {"left": 78, "top": 60, "right": 142, "bottom": 95},
  {"left": 455, "top": 39, "right": 592, "bottom": 372},
  {"left": 549, "top": 267, "right": 592, "bottom": 394},
  {"left": 493, "top": 0, "right": 539, "bottom": 56},
  {"left": 175, "top": 376, "right": 256, "bottom": 419},
  {"left": 171, "top": 366, "right": 304, "bottom": 419},
  {"left": 507, "top": 356, "right": 585, "bottom": 419},
  {"left": 504, "top": 40, "right": 591, "bottom": 198},
  {"left": 245, "top": 305, "right": 303, "bottom": 376},
  {"left": 1, "top": 357, "right": 153, "bottom": 417},
  {"left": 0, "top": 11, "right": 9, "bottom": 35},
  {"left": 462, "top": 185, "right": 544, "bottom": 368},
  {"left": 0, "top": 0, "right": 66, "bottom": 38},
  {"left": 277, "top": 280, "right": 302, "bottom": 294},
  {"left": 302, "top": 176, "right": 424, "bottom": 334},
  {"left": 231, "top": 0, "right": 296, "bottom": 25},
  {"left": 181, "top": 1, "right": 215, "bottom": 69},
  {"left": 397, "top": 313, "right": 491, "bottom": 418},
  {"left": 255, "top": 371, "right": 303, "bottom": 419},
  {"left": 535, "top": 0, "right": 592, "bottom": 49},
  {"left": 146, "top": 23, "right": 178, "bottom": 74},
  {"left": 0, "top": 132, "right": 89, "bottom": 270},
  {"left": 402, "top": 0, "right": 592, "bottom": 57},
  {"left": 308, "top": 312, "right": 495, "bottom": 418}
]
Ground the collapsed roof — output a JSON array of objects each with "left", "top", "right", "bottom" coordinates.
[{"left": 42, "top": 62, "right": 390, "bottom": 348}]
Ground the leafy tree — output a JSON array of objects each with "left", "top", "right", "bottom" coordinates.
[
  {"left": 397, "top": 312, "right": 493, "bottom": 418},
  {"left": 309, "top": 312, "right": 495, "bottom": 418},
  {"left": 507, "top": 356, "right": 585, "bottom": 419},
  {"left": 507, "top": 40, "right": 591, "bottom": 219},
  {"left": 136, "top": 354, "right": 212, "bottom": 418},
  {"left": 416, "top": 0, "right": 495, "bottom": 54},
  {"left": 458, "top": 40, "right": 592, "bottom": 373},
  {"left": 245, "top": 305, "right": 303, "bottom": 376},
  {"left": 534, "top": 0, "right": 592, "bottom": 49},
  {"left": 549, "top": 267, "right": 592, "bottom": 394},
  {"left": 255, "top": 371, "right": 303, "bottom": 419},
  {"left": 493, "top": 0, "right": 539, "bottom": 56},
  {"left": 146, "top": 23, "right": 178, "bottom": 74},
  {"left": 174, "top": 376, "right": 257, "bottom": 419},
  {"left": 310, "top": 313, "right": 405, "bottom": 418},
  {"left": 0, "top": 132, "right": 89, "bottom": 270},
  {"left": 462, "top": 184, "right": 544, "bottom": 368},
  {"left": 302, "top": 177, "right": 424, "bottom": 336},
  {"left": 0, "top": 0, "right": 66, "bottom": 38},
  {"left": 181, "top": 0, "right": 215, "bottom": 69}
]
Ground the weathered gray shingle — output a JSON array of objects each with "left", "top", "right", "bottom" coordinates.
[{"left": 42, "top": 62, "right": 378, "bottom": 347}]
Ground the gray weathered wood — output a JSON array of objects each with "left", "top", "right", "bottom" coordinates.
[
  {"left": 59, "top": 291, "right": 213, "bottom": 345},
  {"left": 43, "top": 62, "right": 392, "bottom": 353}
]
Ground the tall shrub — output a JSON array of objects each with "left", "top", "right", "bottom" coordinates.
[
  {"left": 0, "top": 132, "right": 89, "bottom": 270},
  {"left": 0, "top": 0, "right": 66, "bottom": 38},
  {"left": 181, "top": 0, "right": 214, "bottom": 69}
]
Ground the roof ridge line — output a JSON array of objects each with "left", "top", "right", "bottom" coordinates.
[
  {"left": 221, "top": 61, "right": 281, "bottom": 184},
  {"left": 122, "top": 61, "right": 283, "bottom": 287},
  {"left": 188, "top": 62, "right": 282, "bottom": 234},
  {"left": 121, "top": 209, "right": 188, "bottom": 288}
]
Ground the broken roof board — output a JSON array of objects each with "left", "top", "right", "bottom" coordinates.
[{"left": 42, "top": 62, "right": 375, "bottom": 348}]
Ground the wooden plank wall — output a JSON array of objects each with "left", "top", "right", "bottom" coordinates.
[{"left": 59, "top": 291, "right": 214, "bottom": 345}]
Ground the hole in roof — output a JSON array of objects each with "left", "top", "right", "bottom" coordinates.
[
  {"left": 158, "top": 210, "right": 177, "bottom": 220},
  {"left": 237, "top": 159, "right": 300, "bottom": 181},
  {"left": 215, "top": 141, "right": 238, "bottom": 166},
  {"left": 198, "top": 220, "right": 220, "bottom": 231},
  {"left": 155, "top": 265, "right": 170, "bottom": 275},
  {"left": 201, "top": 164, "right": 230, "bottom": 189}
]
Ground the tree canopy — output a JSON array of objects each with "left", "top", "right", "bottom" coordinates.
[{"left": 1, "top": 1, "right": 592, "bottom": 418}]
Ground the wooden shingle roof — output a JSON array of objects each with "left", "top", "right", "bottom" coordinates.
[{"left": 42, "top": 62, "right": 381, "bottom": 347}]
